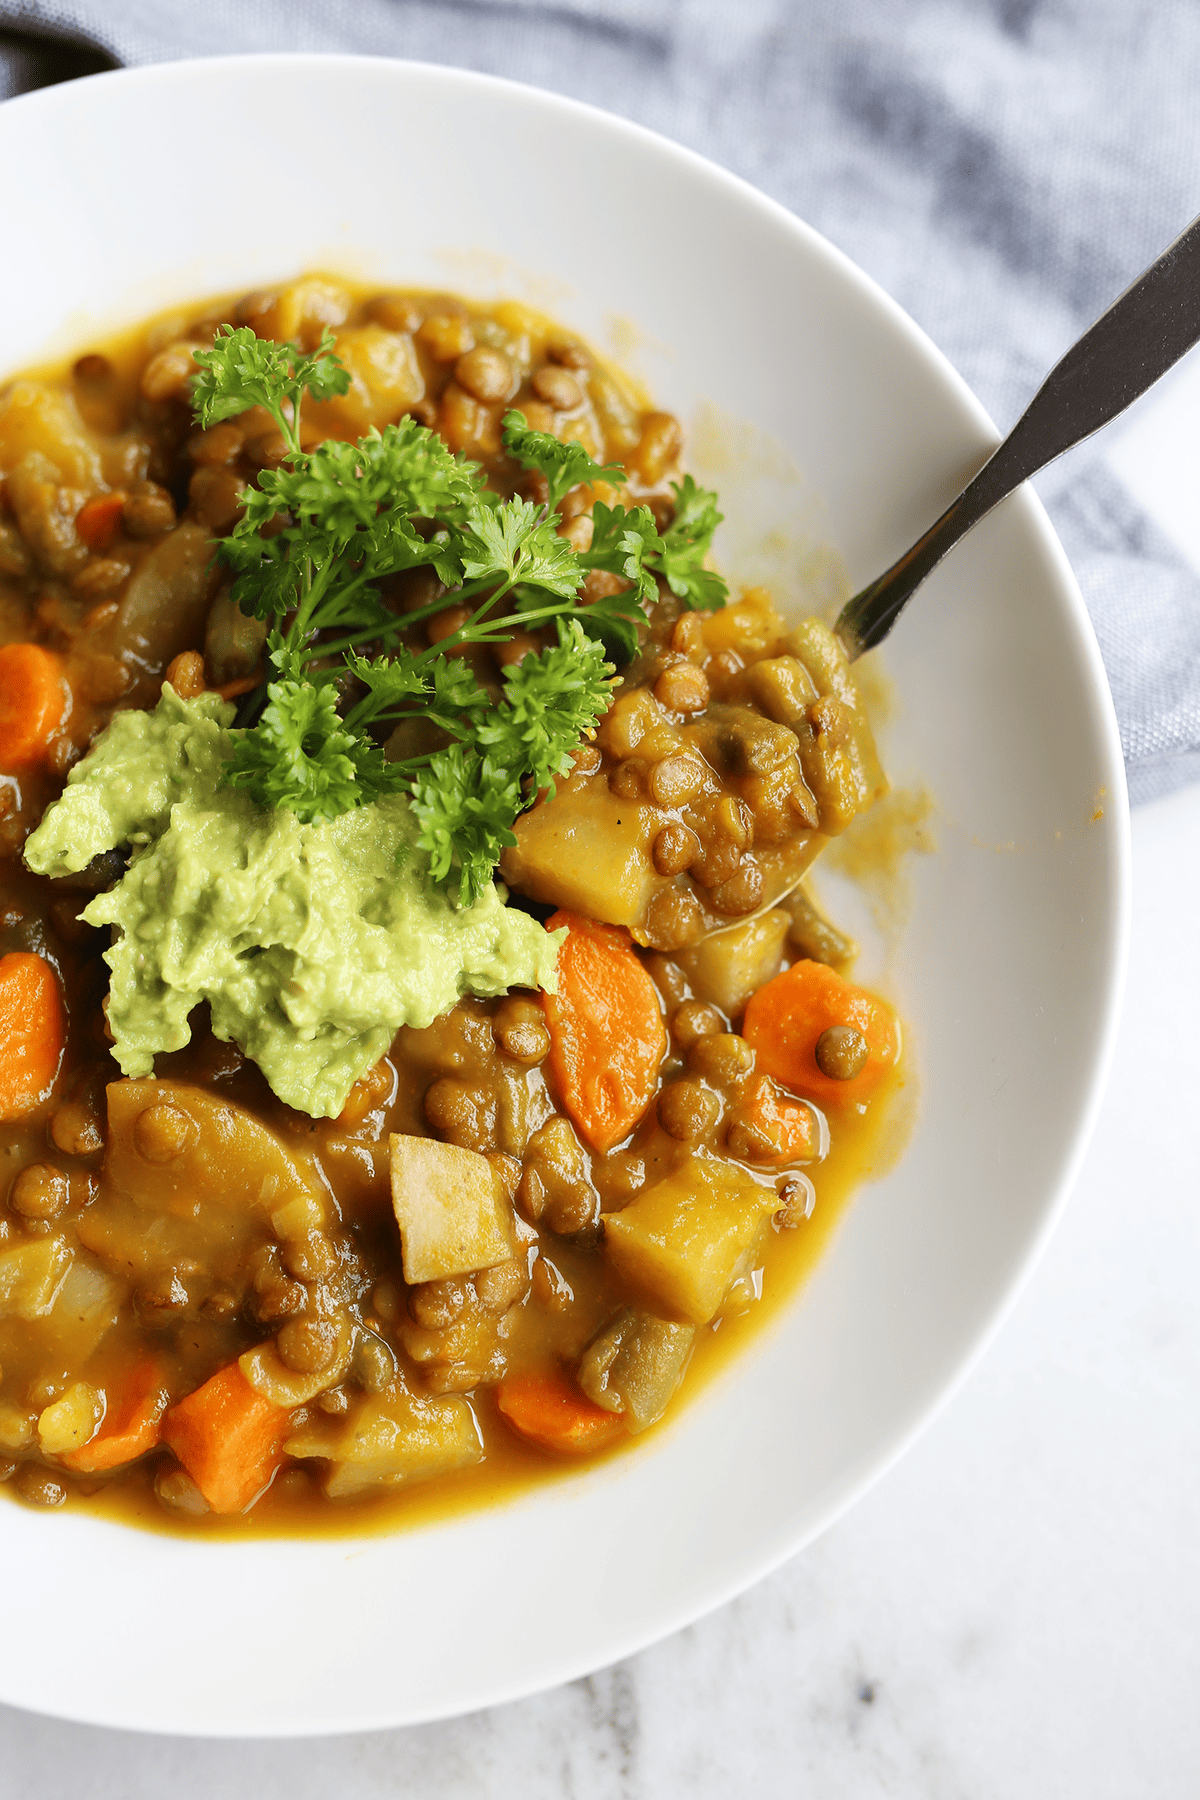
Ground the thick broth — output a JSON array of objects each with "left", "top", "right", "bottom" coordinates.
[{"left": 0, "top": 276, "right": 907, "bottom": 1532}]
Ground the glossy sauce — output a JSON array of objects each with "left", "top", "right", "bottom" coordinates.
[{"left": 0, "top": 276, "right": 910, "bottom": 1533}]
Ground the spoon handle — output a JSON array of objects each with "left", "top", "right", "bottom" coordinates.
[{"left": 836, "top": 210, "right": 1200, "bottom": 660}]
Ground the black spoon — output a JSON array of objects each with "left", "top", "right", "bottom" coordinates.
[{"left": 835, "top": 211, "right": 1200, "bottom": 661}]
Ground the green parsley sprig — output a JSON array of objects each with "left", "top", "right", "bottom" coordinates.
[{"left": 189, "top": 322, "right": 728, "bottom": 904}]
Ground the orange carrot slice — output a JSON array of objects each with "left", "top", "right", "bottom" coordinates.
[
  {"left": 0, "top": 643, "right": 68, "bottom": 769},
  {"left": 497, "top": 1368, "right": 625, "bottom": 1456},
  {"left": 541, "top": 910, "right": 666, "bottom": 1152},
  {"left": 62, "top": 1360, "right": 171, "bottom": 1473},
  {"left": 74, "top": 491, "right": 126, "bottom": 550},
  {"left": 730, "top": 1074, "right": 821, "bottom": 1162},
  {"left": 0, "top": 951, "right": 65, "bottom": 1121},
  {"left": 162, "top": 1363, "right": 290, "bottom": 1514},
  {"left": 743, "top": 959, "right": 900, "bottom": 1109}
]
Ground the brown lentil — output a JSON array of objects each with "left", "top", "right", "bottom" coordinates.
[
  {"left": 653, "top": 823, "right": 702, "bottom": 877},
  {"left": 671, "top": 1000, "right": 724, "bottom": 1050},
  {"left": 164, "top": 651, "right": 207, "bottom": 700},
  {"left": 671, "top": 612, "right": 706, "bottom": 660},
  {"left": 366, "top": 293, "right": 424, "bottom": 332},
  {"left": 187, "top": 421, "right": 245, "bottom": 465},
  {"left": 474, "top": 1258, "right": 530, "bottom": 1314},
  {"left": 317, "top": 1385, "right": 351, "bottom": 1417},
  {"left": 546, "top": 340, "right": 590, "bottom": 369},
  {"left": 657, "top": 1080, "right": 721, "bottom": 1142},
  {"left": 281, "top": 1233, "right": 337, "bottom": 1281},
  {"left": 609, "top": 759, "right": 646, "bottom": 801},
  {"left": 70, "top": 558, "right": 130, "bottom": 597},
  {"left": 690, "top": 1033, "right": 755, "bottom": 1083},
  {"left": 16, "top": 1465, "right": 69, "bottom": 1507},
  {"left": 426, "top": 604, "right": 471, "bottom": 648},
  {"left": 710, "top": 858, "right": 765, "bottom": 916},
  {"left": 494, "top": 631, "right": 541, "bottom": 670},
  {"left": 139, "top": 341, "right": 197, "bottom": 402},
  {"left": 8, "top": 1164, "right": 69, "bottom": 1221},
  {"left": 642, "top": 883, "right": 705, "bottom": 950},
  {"left": 773, "top": 1173, "right": 816, "bottom": 1229},
  {"left": 531, "top": 1256, "right": 573, "bottom": 1311},
  {"left": 352, "top": 1333, "right": 397, "bottom": 1394},
  {"left": 408, "top": 1279, "right": 466, "bottom": 1330},
  {"left": 122, "top": 481, "right": 176, "bottom": 538},
  {"left": 133, "top": 1102, "right": 197, "bottom": 1163},
  {"left": 73, "top": 352, "right": 112, "bottom": 384},
  {"left": 189, "top": 465, "right": 246, "bottom": 532},
  {"left": 648, "top": 752, "right": 705, "bottom": 808},
  {"left": 654, "top": 662, "right": 710, "bottom": 714},
  {"left": 815, "top": 1025, "right": 870, "bottom": 1080},
  {"left": 155, "top": 1464, "right": 210, "bottom": 1516},
  {"left": 454, "top": 346, "right": 515, "bottom": 403},
  {"left": 423, "top": 1077, "right": 497, "bottom": 1153},
  {"left": 492, "top": 997, "right": 551, "bottom": 1064},
  {"left": 531, "top": 365, "right": 583, "bottom": 411},
  {"left": 50, "top": 1100, "right": 105, "bottom": 1158}
]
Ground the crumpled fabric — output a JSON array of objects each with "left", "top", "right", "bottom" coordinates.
[{"left": 2, "top": 0, "right": 1198, "bottom": 804}]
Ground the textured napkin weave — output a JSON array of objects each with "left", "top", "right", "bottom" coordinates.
[{"left": 2, "top": 0, "right": 1198, "bottom": 804}]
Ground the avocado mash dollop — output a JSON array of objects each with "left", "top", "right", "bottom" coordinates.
[{"left": 24, "top": 687, "right": 562, "bottom": 1118}]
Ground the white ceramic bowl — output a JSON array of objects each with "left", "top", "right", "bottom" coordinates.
[{"left": 0, "top": 56, "right": 1129, "bottom": 1735}]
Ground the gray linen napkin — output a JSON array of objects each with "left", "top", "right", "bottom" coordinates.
[{"left": 3, "top": 0, "right": 1198, "bottom": 804}]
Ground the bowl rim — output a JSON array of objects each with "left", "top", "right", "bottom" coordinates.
[{"left": 0, "top": 50, "right": 1132, "bottom": 1736}]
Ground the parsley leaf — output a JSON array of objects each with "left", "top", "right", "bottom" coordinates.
[
  {"left": 457, "top": 498, "right": 582, "bottom": 598},
  {"left": 224, "top": 678, "right": 376, "bottom": 821},
  {"left": 648, "top": 474, "right": 728, "bottom": 610},
  {"left": 189, "top": 325, "right": 728, "bottom": 901},
  {"left": 405, "top": 621, "right": 614, "bottom": 905},
  {"left": 479, "top": 620, "right": 614, "bottom": 799},
  {"left": 501, "top": 409, "right": 627, "bottom": 513},
  {"left": 409, "top": 745, "right": 524, "bottom": 909},
  {"left": 580, "top": 501, "right": 663, "bottom": 606},
  {"left": 192, "top": 324, "right": 350, "bottom": 455}
]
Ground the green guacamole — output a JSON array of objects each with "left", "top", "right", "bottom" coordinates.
[{"left": 24, "top": 687, "right": 561, "bottom": 1118}]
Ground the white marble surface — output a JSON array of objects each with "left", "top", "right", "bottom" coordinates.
[{"left": 2, "top": 775, "right": 1197, "bottom": 1792}]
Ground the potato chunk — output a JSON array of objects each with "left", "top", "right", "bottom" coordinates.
[
  {"left": 0, "top": 1234, "right": 73, "bottom": 1320},
  {"left": 578, "top": 1307, "right": 695, "bottom": 1432},
  {"left": 603, "top": 1156, "right": 774, "bottom": 1324},
  {"left": 502, "top": 775, "right": 665, "bottom": 929},
  {"left": 0, "top": 379, "right": 104, "bottom": 488},
  {"left": 106, "top": 1079, "right": 316, "bottom": 1220},
  {"left": 676, "top": 909, "right": 790, "bottom": 1016},
  {"left": 390, "top": 1134, "right": 515, "bottom": 1284},
  {"left": 700, "top": 586, "right": 788, "bottom": 659},
  {"left": 305, "top": 325, "right": 424, "bottom": 437},
  {"left": 38, "top": 1382, "right": 104, "bottom": 1457},
  {"left": 239, "top": 1313, "right": 355, "bottom": 1408},
  {"left": 254, "top": 276, "right": 352, "bottom": 348},
  {"left": 285, "top": 1387, "right": 482, "bottom": 1498}
]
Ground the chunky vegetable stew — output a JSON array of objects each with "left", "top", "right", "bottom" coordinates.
[{"left": 0, "top": 277, "right": 904, "bottom": 1528}]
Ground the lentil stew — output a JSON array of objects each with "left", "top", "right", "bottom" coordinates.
[{"left": 0, "top": 276, "right": 906, "bottom": 1529}]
